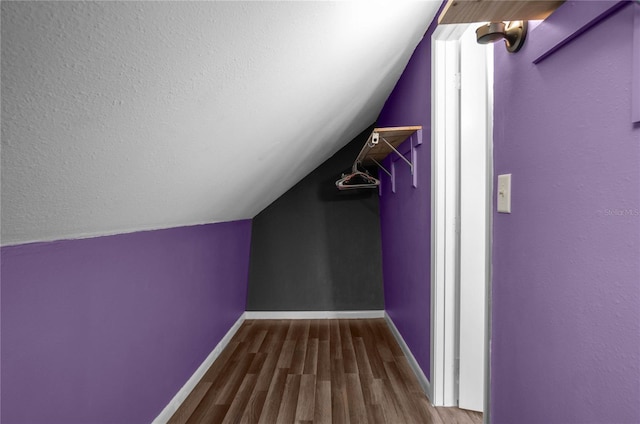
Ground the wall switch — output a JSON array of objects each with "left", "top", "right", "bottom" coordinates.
[{"left": 497, "top": 174, "right": 511, "bottom": 213}]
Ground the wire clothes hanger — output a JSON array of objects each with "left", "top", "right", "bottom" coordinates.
[{"left": 335, "top": 161, "right": 380, "bottom": 190}]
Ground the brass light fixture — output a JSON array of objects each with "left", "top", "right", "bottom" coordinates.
[{"left": 476, "top": 20, "right": 528, "bottom": 53}]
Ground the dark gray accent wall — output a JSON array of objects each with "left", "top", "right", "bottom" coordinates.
[{"left": 247, "top": 125, "right": 384, "bottom": 311}]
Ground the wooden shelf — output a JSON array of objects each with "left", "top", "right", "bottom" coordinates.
[
  {"left": 348, "top": 126, "right": 423, "bottom": 192},
  {"left": 438, "top": 0, "right": 564, "bottom": 25},
  {"left": 359, "top": 126, "right": 422, "bottom": 165}
]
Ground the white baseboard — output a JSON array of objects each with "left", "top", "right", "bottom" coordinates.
[
  {"left": 152, "top": 312, "right": 246, "bottom": 424},
  {"left": 384, "top": 312, "right": 432, "bottom": 400},
  {"left": 244, "top": 310, "right": 385, "bottom": 320}
]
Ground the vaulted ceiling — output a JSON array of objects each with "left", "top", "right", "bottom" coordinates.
[{"left": 1, "top": 1, "right": 440, "bottom": 246}]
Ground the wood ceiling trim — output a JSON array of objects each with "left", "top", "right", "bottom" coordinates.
[{"left": 438, "top": 0, "right": 565, "bottom": 25}]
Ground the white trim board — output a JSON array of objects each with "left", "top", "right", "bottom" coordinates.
[
  {"left": 384, "top": 312, "right": 432, "bottom": 400},
  {"left": 152, "top": 313, "right": 246, "bottom": 424},
  {"left": 244, "top": 310, "right": 385, "bottom": 320},
  {"left": 431, "top": 23, "right": 464, "bottom": 407}
]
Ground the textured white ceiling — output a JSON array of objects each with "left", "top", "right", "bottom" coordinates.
[{"left": 1, "top": 1, "right": 439, "bottom": 246}]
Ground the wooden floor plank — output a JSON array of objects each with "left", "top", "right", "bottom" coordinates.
[
  {"left": 345, "top": 373, "right": 368, "bottom": 424},
  {"left": 253, "top": 324, "right": 285, "bottom": 365},
  {"left": 383, "top": 360, "right": 428, "bottom": 423},
  {"left": 366, "top": 404, "right": 386, "bottom": 423},
  {"left": 318, "top": 319, "right": 330, "bottom": 341},
  {"left": 377, "top": 320, "right": 404, "bottom": 357},
  {"left": 186, "top": 404, "right": 228, "bottom": 424},
  {"left": 247, "top": 351, "right": 267, "bottom": 375},
  {"left": 376, "top": 341, "right": 395, "bottom": 362},
  {"left": 276, "top": 340, "right": 296, "bottom": 369},
  {"left": 329, "top": 319, "right": 342, "bottom": 360},
  {"left": 359, "top": 373, "right": 374, "bottom": 406},
  {"left": 339, "top": 320, "right": 354, "bottom": 353},
  {"left": 349, "top": 319, "right": 362, "bottom": 338},
  {"left": 169, "top": 319, "right": 483, "bottom": 424},
  {"left": 313, "top": 379, "right": 332, "bottom": 424},
  {"left": 289, "top": 320, "right": 310, "bottom": 375},
  {"left": 303, "top": 338, "right": 319, "bottom": 375},
  {"left": 466, "top": 408, "right": 484, "bottom": 421},
  {"left": 330, "top": 357, "right": 349, "bottom": 424},
  {"left": 276, "top": 373, "right": 301, "bottom": 423},
  {"left": 237, "top": 389, "right": 266, "bottom": 424},
  {"left": 238, "top": 322, "right": 287, "bottom": 423},
  {"left": 186, "top": 351, "right": 245, "bottom": 422},
  {"left": 438, "top": 405, "right": 474, "bottom": 423},
  {"left": 213, "top": 353, "right": 255, "bottom": 405},
  {"left": 309, "top": 320, "right": 320, "bottom": 340},
  {"left": 377, "top": 377, "right": 406, "bottom": 423},
  {"left": 416, "top": 395, "right": 445, "bottom": 424},
  {"left": 353, "top": 336, "right": 373, "bottom": 377},
  {"left": 395, "top": 354, "right": 426, "bottom": 394},
  {"left": 295, "top": 374, "right": 316, "bottom": 422},
  {"left": 362, "top": 320, "right": 388, "bottom": 380},
  {"left": 221, "top": 373, "right": 258, "bottom": 424},
  {"left": 317, "top": 339, "right": 331, "bottom": 381},
  {"left": 285, "top": 320, "right": 299, "bottom": 340},
  {"left": 248, "top": 329, "right": 268, "bottom": 353},
  {"left": 257, "top": 367, "right": 288, "bottom": 424},
  {"left": 341, "top": 340, "right": 359, "bottom": 374},
  {"left": 166, "top": 381, "right": 211, "bottom": 424}
]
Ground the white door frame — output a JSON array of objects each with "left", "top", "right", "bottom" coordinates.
[
  {"left": 458, "top": 24, "right": 492, "bottom": 413},
  {"left": 430, "top": 23, "right": 493, "bottom": 422},
  {"left": 430, "top": 23, "right": 465, "bottom": 408}
]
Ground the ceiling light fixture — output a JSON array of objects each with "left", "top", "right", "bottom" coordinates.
[{"left": 476, "top": 20, "right": 528, "bottom": 53}]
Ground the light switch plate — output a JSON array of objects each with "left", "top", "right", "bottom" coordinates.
[{"left": 497, "top": 174, "right": 511, "bottom": 213}]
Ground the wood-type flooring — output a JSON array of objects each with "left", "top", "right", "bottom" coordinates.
[{"left": 168, "top": 319, "right": 482, "bottom": 423}]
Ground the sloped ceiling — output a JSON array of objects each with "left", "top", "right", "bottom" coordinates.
[{"left": 1, "top": 1, "right": 440, "bottom": 246}]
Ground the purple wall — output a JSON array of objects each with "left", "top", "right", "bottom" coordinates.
[
  {"left": 1, "top": 221, "right": 252, "bottom": 424},
  {"left": 492, "top": 3, "right": 640, "bottom": 423},
  {"left": 377, "top": 17, "right": 436, "bottom": 378}
]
